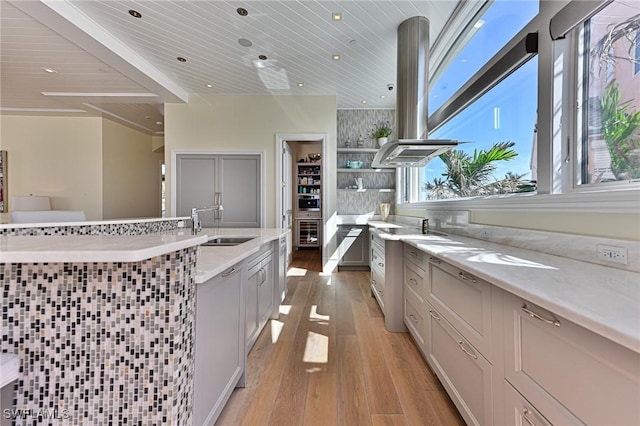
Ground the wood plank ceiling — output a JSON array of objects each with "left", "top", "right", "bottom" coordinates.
[{"left": 0, "top": 0, "right": 460, "bottom": 134}]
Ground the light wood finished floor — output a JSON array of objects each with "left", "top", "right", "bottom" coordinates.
[{"left": 216, "top": 250, "right": 464, "bottom": 426}]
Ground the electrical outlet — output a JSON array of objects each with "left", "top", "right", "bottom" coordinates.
[
  {"left": 481, "top": 229, "right": 491, "bottom": 240},
  {"left": 597, "top": 244, "right": 628, "bottom": 265}
]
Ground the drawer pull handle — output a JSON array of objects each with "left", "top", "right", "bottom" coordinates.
[
  {"left": 371, "top": 279, "right": 376, "bottom": 285},
  {"left": 458, "top": 340, "right": 478, "bottom": 359},
  {"left": 458, "top": 272, "right": 477, "bottom": 283},
  {"left": 408, "top": 277, "right": 417, "bottom": 285},
  {"left": 522, "top": 408, "right": 540, "bottom": 426},
  {"left": 429, "top": 310, "right": 441, "bottom": 321},
  {"left": 429, "top": 257, "right": 441, "bottom": 264},
  {"left": 409, "top": 250, "right": 417, "bottom": 256},
  {"left": 373, "top": 255, "right": 378, "bottom": 260},
  {"left": 378, "top": 262, "right": 384, "bottom": 268},
  {"left": 409, "top": 314, "right": 418, "bottom": 324},
  {"left": 221, "top": 267, "right": 237, "bottom": 277},
  {"left": 379, "top": 290, "right": 383, "bottom": 296},
  {"left": 522, "top": 304, "right": 561, "bottom": 327}
]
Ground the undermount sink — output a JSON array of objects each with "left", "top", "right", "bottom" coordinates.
[{"left": 202, "top": 237, "right": 256, "bottom": 246}]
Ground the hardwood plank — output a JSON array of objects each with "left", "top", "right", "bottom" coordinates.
[
  {"left": 337, "top": 336, "right": 372, "bottom": 426},
  {"left": 277, "top": 278, "right": 312, "bottom": 342},
  {"left": 352, "top": 299, "right": 404, "bottom": 414},
  {"left": 380, "top": 332, "right": 465, "bottom": 426},
  {"left": 371, "top": 414, "right": 409, "bottom": 426},
  {"left": 304, "top": 373, "right": 338, "bottom": 426}
]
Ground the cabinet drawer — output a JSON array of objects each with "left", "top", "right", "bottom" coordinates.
[
  {"left": 371, "top": 267, "right": 385, "bottom": 312},
  {"left": 503, "top": 292, "right": 640, "bottom": 425},
  {"left": 428, "top": 305, "right": 493, "bottom": 426},
  {"left": 428, "top": 258, "right": 492, "bottom": 359},
  {"left": 404, "top": 259, "right": 425, "bottom": 302},
  {"left": 404, "top": 287, "right": 425, "bottom": 351},
  {"left": 504, "top": 380, "right": 581, "bottom": 426},
  {"left": 371, "top": 243, "right": 385, "bottom": 272},
  {"left": 371, "top": 232, "right": 384, "bottom": 252},
  {"left": 404, "top": 244, "right": 425, "bottom": 266}
]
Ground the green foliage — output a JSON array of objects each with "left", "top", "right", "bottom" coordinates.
[
  {"left": 600, "top": 84, "right": 640, "bottom": 180},
  {"left": 424, "top": 142, "right": 536, "bottom": 199},
  {"left": 371, "top": 121, "right": 392, "bottom": 139}
]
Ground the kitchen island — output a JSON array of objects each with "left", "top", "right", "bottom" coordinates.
[{"left": 0, "top": 223, "right": 289, "bottom": 425}]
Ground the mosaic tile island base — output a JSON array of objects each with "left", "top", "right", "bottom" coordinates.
[{"left": 1, "top": 218, "right": 199, "bottom": 425}]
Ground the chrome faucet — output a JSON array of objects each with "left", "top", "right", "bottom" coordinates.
[{"left": 191, "top": 205, "right": 224, "bottom": 234}]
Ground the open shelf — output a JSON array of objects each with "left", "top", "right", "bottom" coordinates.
[
  {"left": 337, "top": 148, "right": 378, "bottom": 153},
  {"left": 337, "top": 168, "right": 395, "bottom": 173},
  {"left": 337, "top": 188, "right": 395, "bottom": 192}
]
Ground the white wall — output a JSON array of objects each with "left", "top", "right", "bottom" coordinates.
[
  {"left": 0, "top": 115, "right": 103, "bottom": 221},
  {"left": 102, "top": 119, "right": 163, "bottom": 219},
  {"left": 164, "top": 95, "right": 337, "bottom": 227}
]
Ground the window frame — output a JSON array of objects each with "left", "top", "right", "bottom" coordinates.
[{"left": 400, "top": 0, "right": 639, "bottom": 214}]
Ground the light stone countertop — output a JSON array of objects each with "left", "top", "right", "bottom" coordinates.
[
  {"left": 0, "top": 228, "right": 289, "bottom": 278},
  {"left": 0, "top": 216, "right": 190, "bottom": 229},
  {"left": 195, "top": 228, "right": 290, "bottom": 284},
  {"left": 368, "top": 225, "right": 640, "bottom": 354},
  {"left": 0, "top": 232, "right": 208, "bottom": 263}
]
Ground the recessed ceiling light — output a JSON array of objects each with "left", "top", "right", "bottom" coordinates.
[
  {"left": 380, "top": 95, "right": 386, "bottom": 99},
  {"left": 177, "top": 57, "right": 187, "bottom": 62},
  {"left": 238, "top": 38, "right": 252, "bottom": 47},
  {"left": 156, "top": 121, "right": 163, "bottom": 126},
  {"left": 297, "top": 82, "right": 304, "bottom": 87},
  {"left": 361, "top": 100, "right": 367, "bottom": 104},
  {"left": 332, "top": 54, "right": 341, "bottom": 61},
  {"left": 41, "top": 67, "right": 57, "bottom": 73},
  {"left": 237, "top": 7, "right": 248, "bottom": 16},
  {"left": 332, "top": 12, "right": 342, "bottom": 21},
  {"left": 128, "top": 9, "right": 142, "bottom": 18},
  {"left": 206, "top": 84, "right": 213, "bottom": 88},
  {"left": 258, "top": 54, "right": 268, "bottom": 60}
]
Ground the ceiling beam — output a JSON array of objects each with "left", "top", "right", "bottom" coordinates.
[{"left": 9, "top": 0, "right": 189, "bottom": 104}]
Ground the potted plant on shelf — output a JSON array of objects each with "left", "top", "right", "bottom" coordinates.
[{"left": 371, "top": 121, "right": 392, "bottom": 147}]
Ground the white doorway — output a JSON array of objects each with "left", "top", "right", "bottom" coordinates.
[{"left": 275, "top": 133, "right": 330, "bottom": 271}]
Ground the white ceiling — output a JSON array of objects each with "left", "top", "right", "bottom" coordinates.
[{"left": 0, "top": 0, "right": 462, "bottom": 135}]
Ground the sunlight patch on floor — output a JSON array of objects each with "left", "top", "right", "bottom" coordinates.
[
  {"left": 303, "top": 331, "right": 328, "bottom": 363},
  {"left": 287, "top": 267, "right": 308, "bottom": 277},
  {"left": 270, "top": 319, "right": 284, "bottom": 343},
  {"left": 279, "top": 304, "right": 292, "bottom": 315},
  {"left": 309, "top": 305, "right": 330, "bottom": 323}
]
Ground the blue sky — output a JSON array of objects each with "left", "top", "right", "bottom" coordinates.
[{"left": 424, "top": 0, "right": 539, "bottom": 187}]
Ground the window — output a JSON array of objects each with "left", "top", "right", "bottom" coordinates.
[
  {"left": 430, "top": 0, "right": 539, "bottom": 113},
  {"left": 420, "top": 58, "right": 537, "bottom": 200},
  {"left": 577, "top": 1, "right": 640, "bottom": 185},
  {"left": 414, "top": 0, "right": 538, "bottom": 201}
]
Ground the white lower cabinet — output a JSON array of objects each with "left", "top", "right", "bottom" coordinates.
[
  {"left": 502, "top": 291, "right": 640, "bottom": 425},
  {"left": 504, "top": 381, "right": 554, "bottom": 426},
  {"left": 428, "top": 304, "right": 493, "bottom": 426},
  {"left": 245, "top": 244, "right": 275, "bottom": 352},
  {"left": 194, "top": 264, "right": 245, "bottom": 426},
  {"left": 402, "top": 242, "right": 640, "bottom": 426}
]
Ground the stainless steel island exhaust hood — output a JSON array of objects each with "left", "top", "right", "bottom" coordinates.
[{"left": 372, "top": 16, "right": 458, "bottom": 168}]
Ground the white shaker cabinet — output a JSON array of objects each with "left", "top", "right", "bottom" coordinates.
[
  {"left": 193, "top": 264, "right": 245, "bottom": 426},
  {"left": 176, "top": 154, "right": 261, "bottom": 228},
  {"left": 338, "top": 225, "right": 369, "bottom": 268},
  {"left": 502, "top": 291, "right": 640, "bottom": 425},
  {"left": 245, "top": 244, "right": 275, "bottom": 352},
  {"left": 369, "top": 231, "right": 406, "bottom": 332}
]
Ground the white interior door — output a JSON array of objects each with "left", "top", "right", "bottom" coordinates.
[{"left": 282, "top": 144, "right": 293, "bottom": 229}]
